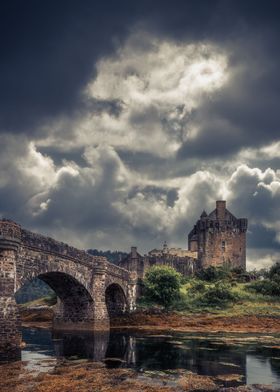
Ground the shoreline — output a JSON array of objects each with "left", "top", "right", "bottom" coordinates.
[
  {"left": 20, "top": 309, "right": 280, "bottom": 334},
  {"left": 111, "top": 312, "right": 280, "bottom": 334},
  {"left": 3, "top": 310, "right": 280, "bottom": 392}
]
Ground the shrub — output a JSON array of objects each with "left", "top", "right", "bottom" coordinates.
[
  {"left": 189, "top": 280, "right": 206, "bottom": 294},
  {"left": 196, "top": 265, "right": 231, "bottom": 282},
  {"left": 248, "top": 279, "right": 280, "bottom": 296},
  {"left": 198, "top": 282, "right": 239, "bottom": 307},
  {"left": 143, "top": 265, "right": 182, "bottom": 308},
  {"left": 268, "top": 262, "right": 280, "bottom": 282},
  {"left": 247, "top": 262, "right": 280, "bottom": 297}
]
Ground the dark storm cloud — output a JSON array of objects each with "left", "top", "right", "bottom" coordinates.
[
  {"left": 247, "top": 224, "right": 280, "bottom": 250},
  {"left": 0, "top": 1, "right": 137, "bottom": 134},
  {"left": 178, "top": 34, "right": 280, "bottom": 159},
  {"left": 2, "top": 0, "right": 280, "bottom": 136},
  {"left": 1, "top": 0, "right": 280, "bottom": 264}
]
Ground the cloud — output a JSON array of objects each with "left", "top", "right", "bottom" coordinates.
[
  {"left": 37, "top": 32, "right": 228, "bottom": 159},
  {"left": 1, "top": 2, "right": 280, "bottom": 269}
]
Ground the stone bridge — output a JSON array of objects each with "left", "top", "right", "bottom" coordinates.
[{"left": 0, "top": 219, "right": 138, "bottom": 361}]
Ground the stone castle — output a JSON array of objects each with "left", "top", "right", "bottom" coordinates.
[
  {"left": 0, "top": 200, "right": 247, "bottom": 361},
  {"left": 118, "top": 200, "right": 248, "bottom": 277}
]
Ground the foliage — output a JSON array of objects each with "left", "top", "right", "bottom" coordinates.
[
  {"left": 143, "top": 265, "right": 182, "bottom": 308},
  {"left": 15, "top": 278, "right": 54, "bottom": 304},
  {"left": 196, "top": 265, "right": 231, "bottom": 282},
  {"left": 231, "top": 268, "right": 253, "bottom": 283},
  {"left": 248, "top": 279, "right": 280, "bottom": 296},
  {"left": 188, "top": 280, "right": 206, "bottom": 294},
  {"left": 249, "top": 268, "right": 269, "bottom": 280},
  {"left": 247, "top": 262, "right": 280, "bottom": 297},
  {"left": 198, "top": 282, "right": 239, "bottom": 306},
  {"left": 87, "top": 249, "right": 128, "bottom": 264},
  {"left": 268, "top": 262, "right": 280, "bottom": 282}
]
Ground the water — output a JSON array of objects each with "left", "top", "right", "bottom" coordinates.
[{"left": 21, "top": 327, "right": 280, "bottom": 389}]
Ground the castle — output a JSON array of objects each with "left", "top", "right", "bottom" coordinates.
[{"left": 118, "top": 200, "right": 248, "bottom": 278}]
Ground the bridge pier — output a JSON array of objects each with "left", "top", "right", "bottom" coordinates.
[
  {"left": 91, "top": 262, "right": 110, "bottom": 330},
  {"left": 0, "top": 218, "right": 138, "bottom": 362},
  {"left": 0, "top": 221, "right": 22, "bottom": 361},
  {"left": 51, "top": 262, "right": 110, "bottom": 331}
]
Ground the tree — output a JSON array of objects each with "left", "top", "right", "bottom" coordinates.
[
  {"left": 143, "top": 265, "right": 182, "bottom": 308},
  {"left": 268, "top": 262, "right": 280, "bottom": 283}
]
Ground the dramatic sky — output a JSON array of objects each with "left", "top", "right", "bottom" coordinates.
[{"left": 1, "top": 1, "right": 280, "bottom": 269}]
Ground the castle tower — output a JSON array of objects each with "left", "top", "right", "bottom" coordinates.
[{"left": 188, "top": 201, "right": 248, "bottom": 270}]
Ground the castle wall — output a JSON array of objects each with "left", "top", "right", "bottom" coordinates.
[
  {"left": 119, "top": 247, "right": 197, "bottom": 282},
  {"left": 144, "top": 255, "right": 196, "bottom": 277},
  {"left": 198, "top": 222, "right": 246, "bottom": 269},
  {"left": 190, "top": 201, "right": 247, "bottom": 270}
]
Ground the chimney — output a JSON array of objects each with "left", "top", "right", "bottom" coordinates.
[
  {"left": 216, "top": 200, "right": 226, "bottom": 220},
  {"left": 131, "top": 246, "right": 137, "bottom": 258}
]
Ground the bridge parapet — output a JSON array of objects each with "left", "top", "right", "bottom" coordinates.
[
  {"left": 0, "top": 218, "right": 139, "bottom": 361},
  {"left": 21, "top": 229, "right": 106, "bottom": 266},
  {"left": 106, "top": 261, "right": 134, "bottom": 281},
  {"left": 0, "top": 219, "right": 22, "bottom": 251}
]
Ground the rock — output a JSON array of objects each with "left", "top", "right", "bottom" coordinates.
[{"left": 178, "top": 373, "right": 218, "bottom": 391}]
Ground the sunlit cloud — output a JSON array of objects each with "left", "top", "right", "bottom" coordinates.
[{"left": 37, "top": 32, "right": 228, "bottom": 158}]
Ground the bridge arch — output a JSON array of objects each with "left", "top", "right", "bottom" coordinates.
[
  {"left": 16, "top": 271, "right": 96, "bottom": 329},
  {"left": 39, "top": 272, "right": 94, "bottom": 325},
  {"left": 105, "top": 283, "right": 128, "bottom": 318},
  {"left": 0, "top": 219, "right": 138, "bottom": 362}
]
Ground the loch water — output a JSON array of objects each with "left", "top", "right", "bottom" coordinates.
[{"left": 21, "top": 327, "right": 280, "bottom": 389}]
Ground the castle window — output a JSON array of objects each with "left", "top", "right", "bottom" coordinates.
[{"left": 221, "top": 241, "right": 226, "bottom": 251}]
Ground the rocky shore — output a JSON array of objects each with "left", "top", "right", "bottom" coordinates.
[
  {"left": 0, "top": 359, "right": 278, "bottom": 392},
  {"left": 111, "top": 309, "right": 280, "bottom": 334},
  {"left": 20, "top": 307, "right": 280, "bottom": 334}
]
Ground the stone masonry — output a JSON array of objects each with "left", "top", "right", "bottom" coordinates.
[
  {"left": 119, "top": 200, "right": 248, "bottom": 281},
  {"left": 119, "top": 246, "right": 196, "bottom": 280},
  {"left": 188, "top": 201, "right": 248, "bottom": 269},
  {"left": 0, "top": 219, "right": 138, "bottom": 362}
]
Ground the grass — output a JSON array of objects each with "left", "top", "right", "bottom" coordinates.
[
  {"left": 19, "top": 293, "right": 57, "bottom": 308},
  {"left": 138, "top": 278, "right": 280, "bottom": 318},
  {"left": 175, "top": 280, "right": 280, "bottom": 316},
  {"left": 21, "top": 278, "right": 280, "bottom": 320}
]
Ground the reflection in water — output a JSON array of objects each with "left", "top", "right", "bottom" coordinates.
[
  {"left": 21, "top": 328, "right": 280, "bottom": 388},
  {"left": 53, "top": 330, "right": 109, "bottom": 361}
]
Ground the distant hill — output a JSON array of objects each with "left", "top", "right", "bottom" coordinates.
[
  {"left": 87, "top": 249, "right": 128, "bottom": 265},
  {"left": 15, "top": 278, "right": 54, "bottom": 304}
]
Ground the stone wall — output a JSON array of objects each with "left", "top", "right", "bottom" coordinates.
[
  {"left": 188, "top": 201, "right": 248, "bottom": 269},
  {"left": 0, "top": 219, "right": 138, "bottom": 362},
  {"left": 118, "top": 247, "right": 197, "bottom": 284},
  {"left": 198, "top": 220, "right": 247, "bottom": 269},
  {"left": 21, "top": 228, "right": 105, "bottom": 266},
  {"left": 143, "top": 254, "right": 196, "bottom": 277},
  {"left": 0, "top": 222, "right": 22, "bottom": 361}
]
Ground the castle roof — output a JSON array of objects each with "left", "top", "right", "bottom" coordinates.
[
  {"left": 207, "top": 208, "right": 237, "bottom": 221},
  {"left": 200, "top": 210, "right": 208, "bottom": 218}
]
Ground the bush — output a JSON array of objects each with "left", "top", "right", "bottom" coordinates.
[
  {"left": 196, "top": 265, "right": 231, "bottom": 282},
  {"left": 268, "top": 262, "right": 280, "bottom": 282},
  {"left": 198, "top": 282, "right": 239, "bottom": 307},
  {"left": 143, "top": 265, "right": 182, "bottom": 308},
  {"left": 247, "top": 262, "right": 280, "bottom": 297},
  {"left": 248, "top": 279, "right": 280, "bottom": 296},
  {"left": 188, "top": 280, "right": 206, "bottom": 294}
]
